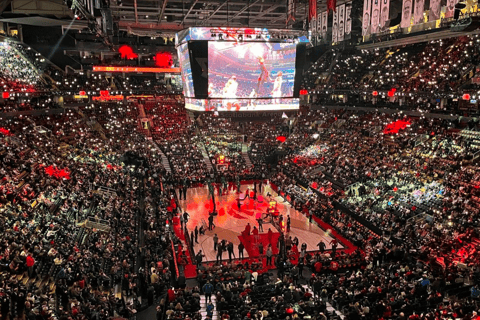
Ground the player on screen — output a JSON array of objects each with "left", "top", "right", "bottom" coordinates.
[
  {"left": 247, "top": 89, "right": 257, "bottom": 109},
  {"left": 272, "top": 71, "right": 283, "bottom": 104},
  {"left": 223, "top": 76, "right": 240, "bottom": 110},
  {"left": 256, "top": 56, "right": 271, "bottom": 97}
]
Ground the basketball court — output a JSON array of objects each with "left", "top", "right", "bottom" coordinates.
[{"left": 178, "top": 182, "right": 343, "bottom": 262}]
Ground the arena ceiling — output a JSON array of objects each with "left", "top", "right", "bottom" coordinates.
[{"left": 1, "top": 0, "right": 336, "bottom": 33}]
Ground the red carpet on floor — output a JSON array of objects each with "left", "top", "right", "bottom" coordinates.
[
  {"left": 238, "top": 232, "right": 281, "bottom": 257},
  {"left": 172, "top": 216, "right": 198, "bottom": 278}
]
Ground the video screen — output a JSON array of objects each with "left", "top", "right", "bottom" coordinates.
[
  {"left": 208, "top": 42, "right": 297, "bottom": 99},
  {"left": 185, "top": 97, "right": 299, "bottom": 112},
  {"left": 177, "top": 43, "right": 195, "bottom": 98}
]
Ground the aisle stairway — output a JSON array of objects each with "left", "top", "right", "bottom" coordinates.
[
  {"left": 241, "top": 143, "right": 253, "bottom": 167},
  {"left": 152, "top": 142, "right": 172, "bottom": 174},
  {"left": 199, "top": 293, "right": 218, "bottom": 320},
  {"left": 199, "top": 143, "right": 214, "bottom": 171},
  {"left": 301, "top": 284, "right": 344, "bottom": 319}
]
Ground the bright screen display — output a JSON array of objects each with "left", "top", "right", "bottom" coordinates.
[
  {"left": 208, "top": 42, "right": 297, "bottom": 99},
  {"left": 177, "top": 43, "right": 194, "bottom": 98},
  {"left": 185, "top": 97, "right": 299, "bottom": 112}
]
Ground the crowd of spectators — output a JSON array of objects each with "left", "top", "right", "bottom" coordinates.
[
  {"left": 0, "top": 101, "right": 184, "bottom": 319},
  {"left": 0, "top": 97, "right": 479, "bottom": 320},
  {"left": 303, "top": 35, "right": 480, "bottom": 115}
]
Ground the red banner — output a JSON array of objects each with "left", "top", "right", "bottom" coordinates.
[
  {"left": 309, "top": 0, "right": 317, "bottom": 21},
  {"left": 327, "top": 0, "right": 337, "bottom": 13}
]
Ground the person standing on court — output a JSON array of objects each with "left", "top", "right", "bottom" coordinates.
[
  {"left": 195, "top": 250, "right": 204, "bottom": 267},
  {"left": 267, "top": 228, "right": 273, "bottom": 245},
  {"left": 180, "top": 213, "right": 184, "bottom": 230},
  {"left": 208, "top": 214, "right": 215, "bottom": 231},
  {"left": 266, "top": 245, "right": 273, "bottom": 266},
  {"left": 227, "top": 242, "right": 235, "bottom": 262},
  {"left": 238, "top": 242, "right": 245, "bottom": 259},
  {"left": 317, "top": 240, "right": 326, "bottom": 253},
  {"left": 216, "top": 241, "right": 224, "bottom": 263},
  {"left": 258, "top": 242, "right": 264, "bottom": 257},
  {"left": 213, "top": 234, "right": 219, "bottom": 251},
  {"left": 257, "top": 217, "right": 264, "bottom": 232},
  {"left": 252, "top": 226, "right": 259, "bottom": 243}
]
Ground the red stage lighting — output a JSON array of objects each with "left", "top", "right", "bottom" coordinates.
[
  {"left": 276, "top": 136, "right": 286, "bottom": 143},
  {"left": 299, "top": 89, "right": 308, "bottom": 95},
  {"left": 462, "top": 93, "right": 471, "bottom": 100},
  {"left": 154, "top": 51, "right": 173, "bottom": 68},
  {"left": 387, "top": 90, "right": 395, "bottom": 97},
  {"left": 2, "top": 92, "right": 9, "bottom": 99},
  {"left": 118, "top": 45, "right": 138, "bottom": 60},
  {"left": 79, "top": 91, "right": 86, "bottom": 96},
  {"left": 100, "top": 90, "right": 109, "bottom": 97},
  {"left": 372, "top": 91, "right": 378, "bottom": 96}
]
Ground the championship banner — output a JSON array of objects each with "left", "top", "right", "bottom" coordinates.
[
  {"left": 321, "top": 11, "right": 328, "bottom": 39},
  {"left": 379, "top": 0, "right": 390, "bottom": 30},
  {"left": 362, "top": 0, "right": 372, "bottom": 36},
  {"left": 429, "top": 0, "right": 441, "bottom": 20},
  {"left": 345, "top": 5, "right": 352, "bottom": 39},
  {"left": 400, "top": 0, "right": 413, "bottom": 28},
  {"left": 371, "top": 0, "right": 381, "bottom": 33},
  {"left": 332, "top": 8, "right": 339, "bottom": 42},
  {"left": 310, "top": 15, "right": 317, "bottom": 40},
  {"left": 414, "top": 0, "right": 425, "bottom": 24},
  {"left": 445, "top": 0, "right": 458, "bottom": 18},
  {"left": 338, "top": 4, "right": 346, "bottom": 42}
]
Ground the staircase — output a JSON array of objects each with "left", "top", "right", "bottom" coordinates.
[
  {"left": 158, "top": 148, "right": 172, "bottom": 174},
  {"left": 199, "top": 143, "right": 214, "bottom": 171},
  {"left": 241, "top": 143, "right": 253, "bottom": 167},
  {"left": 200, "top": 294, "right": 218, "bottom": 320},
  {"left": 151, "top": 142, "right": 172, "bottom": 174},
  {"left": 300, "top": 284, "right": 345, "bottom": 319}
]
